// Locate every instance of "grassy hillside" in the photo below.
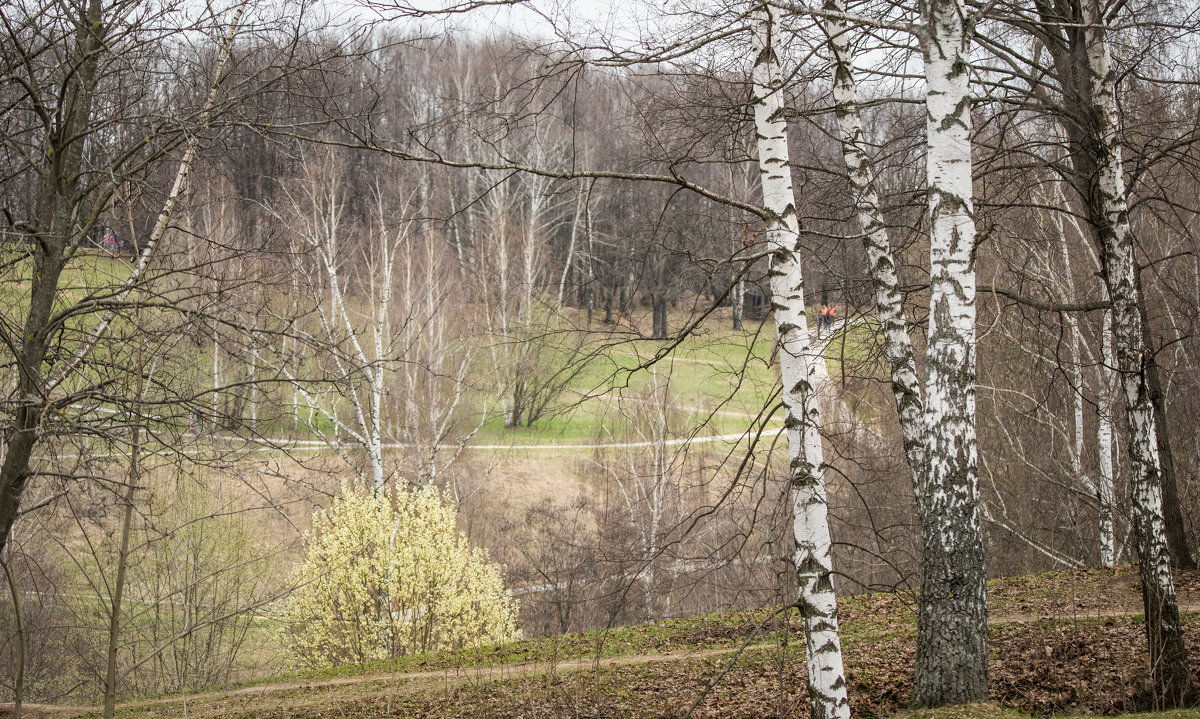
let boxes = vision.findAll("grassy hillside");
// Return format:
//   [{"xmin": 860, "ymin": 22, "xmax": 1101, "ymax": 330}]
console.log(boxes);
[{"xmin": 28, "ymin": 567, "xmax": 1198, "ymax": 719}]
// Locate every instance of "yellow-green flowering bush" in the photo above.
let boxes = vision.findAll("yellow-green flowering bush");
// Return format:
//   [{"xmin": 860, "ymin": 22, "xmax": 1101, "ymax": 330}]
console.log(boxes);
[{"xmin": 287, "ymin": 485, "xmax": 518, "ymax": 668}]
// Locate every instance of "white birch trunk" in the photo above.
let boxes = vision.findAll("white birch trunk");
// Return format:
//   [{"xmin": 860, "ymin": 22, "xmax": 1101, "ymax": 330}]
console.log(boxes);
[
  {"xmin": 751, "ymin": 5, "xmax": 849, "ymax": 717},
  {"xmin": 211, "ymin": 334, "xmax": 220, "ymax": 429},
  {"xmin": 1098, "ymin": 311, "xmax": 1117, "ymax": 566},
  {"xmin": 729, "ymin": 161, "xmax": 746, "ymax": 332},
  {"xmin": 1047, "ymin": 190, "xmax": 1112, "ymax": 557},
  {"xmin": 912, "ymin": 0, "xmax": 988, "ymax": 705},
  {"xmin": 824, "ymin": 0, "xmax": 926, "ymax": 490},
  {"xmin": 1043, "ymin": 175, "xmax": 1117, "ymax": 564},
  {"xmin": 558, "ymin": 181, "xmax": 586, "ymax": 307},
  {"xmin": 249, "ymin": 342, "xmax": 259, "ymax": 433},
  {"xmin": 1081, "ymin": 0, "xmax": 1191, "ymax": 701},
  {"xmin": 368, "ymin": 198, "xmax": 393, "ymax": 493},
  {"xmin": 585, "ymin": 186, "xmax": 597, "ymax": 326},
  {"xmin": 448, "ymin": 193, "xmax": 468, "ymax": 281},
  {"xmin": 289, "ymin": 275, "xmax": 302, "ymax": 432},
  {"xmin": 271, "ymin": 162, "xmax": 398, "ymax": 493}
]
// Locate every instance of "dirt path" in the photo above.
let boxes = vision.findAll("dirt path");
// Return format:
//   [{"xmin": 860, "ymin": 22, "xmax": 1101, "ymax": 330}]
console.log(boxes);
[
  {"xmin": 989, "ymin": 601, "xmax": 1200, "ymax": 626},
  {"xmin": 0, "ymin": 643, "xmax": 773, "ymax": 719}
]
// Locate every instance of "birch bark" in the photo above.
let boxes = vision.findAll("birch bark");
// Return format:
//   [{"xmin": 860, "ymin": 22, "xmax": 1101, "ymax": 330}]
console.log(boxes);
[
  {"xmin": 1078, "ymin": 0, "xmax": 1192, "ymax": 702},
  {"xmin": 1046, "ymin": 180, "xmax": 1118, "ymax": 563},
  {"xmin": 751, "ymin": 5, "xmax": 849, "ymax": 717},
  {"xmin": 1134, "ymin": 273, "xmax": 1196, "ymax": 570},
  {"xmin": 1098, "ymin": 311, "xmax": 1117, "ymax": 566},
  {"xmin": 911, "ymin": 0, "xmax": 988, "ymax": 705},
  {"xmin": 823, "ymin": 0, "xmax": 926, "ymax": 490},
  {"xmin": 729, "ymin": 160, "xmax": 747, "ymax": 332}
]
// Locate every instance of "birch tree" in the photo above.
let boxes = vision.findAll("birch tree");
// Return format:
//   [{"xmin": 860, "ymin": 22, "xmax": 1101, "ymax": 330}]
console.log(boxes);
[
  {"xmin": 822, "ymin": 0, "xmax": 926, "ymax": 491},
  {"xmin": 278, "ymin": 153, "xmax": 392, "ymax": 491},
  {"xmin": 389, "ymin": 229, "xmax": 481, "ymax": 487},
  {"xmin": 1070, "ymin": 0, "xmax": 1192, "ymax": 702},
  {"xmin": 981, "ymin": 190, "xmax": 1120, "ymax": 569},
  {"xmin": 1045, "ymin": 184, "xmax": 1117, "ymax": 565},
  {"xmin": 751, "ymin": 4, "xmax": 848, "ymax": 717},
  {"xmin": 911, "ymin": 0, "xmax": 988, "ymax": 704},
  {"xmin": 973, "ymin": 0, "xmax": 1199, "ymax": 701},
  {"xmin": 1097, "ymin": 313, "xmax": 1119, "ymax": 566},
  {"xmin": 824, "ymin": 0, "xmax": 987, "ymax": 703}
]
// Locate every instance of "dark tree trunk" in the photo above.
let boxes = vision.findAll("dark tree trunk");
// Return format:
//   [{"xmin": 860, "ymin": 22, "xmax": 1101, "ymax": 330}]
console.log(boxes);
[
  {"xmin": 732, "ymin": 276, "xmax": 744, "ymax": 331},
  {"xmin": 0, "ymin": 0, "xmax": 104, "ymax": 555},
  {"xmin": 652, "ymin": 294, "xmax": 668, "ymax": 339}
]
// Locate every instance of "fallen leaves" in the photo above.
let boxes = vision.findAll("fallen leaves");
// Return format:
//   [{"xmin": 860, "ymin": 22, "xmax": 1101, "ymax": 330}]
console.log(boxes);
[{"xmin": 98, "ymin": 568, "xmax": 1200, "ymax": 719}]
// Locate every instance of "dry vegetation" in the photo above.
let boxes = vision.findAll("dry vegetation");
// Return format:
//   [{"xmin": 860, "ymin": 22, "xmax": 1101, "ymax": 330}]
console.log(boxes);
[{"xmin": 6, "ymin": 568, "xmax": 1195, "ymax": 719}]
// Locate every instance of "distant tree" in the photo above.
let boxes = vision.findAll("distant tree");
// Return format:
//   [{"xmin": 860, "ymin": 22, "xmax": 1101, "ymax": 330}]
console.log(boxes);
[{"xmin": 61, "ymin": 469, "xmax": 282, "ymax": 701}]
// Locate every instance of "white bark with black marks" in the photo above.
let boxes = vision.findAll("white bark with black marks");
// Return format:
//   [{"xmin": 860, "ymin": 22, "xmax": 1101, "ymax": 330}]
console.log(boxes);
[
  {"xmin": 1081, "ymin": 0, "xmax": 1192, "ymax": 702},
  {"xmin": 911, "ymin": 0, "xmax": 988, "ymax": 706},
  {"xmin": 824, "ymin": 0, "xmax": 926, "ymax": 490},
  {"xmin": 1098, "ymin": 311, "xmax": 1117, "ymax": 566},
  {"xmin": 751, "ymin": 5, "xmax": 849, "ymax": 718}
]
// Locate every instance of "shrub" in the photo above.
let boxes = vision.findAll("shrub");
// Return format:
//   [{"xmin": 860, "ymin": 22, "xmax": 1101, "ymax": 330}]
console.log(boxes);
[{"xmin": 287, "ymin": 485, "xmax": 518, "ymax": 668}]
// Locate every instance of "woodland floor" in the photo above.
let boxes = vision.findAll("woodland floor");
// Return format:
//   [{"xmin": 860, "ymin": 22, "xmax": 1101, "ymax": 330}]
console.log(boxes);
[{"xmin": 6, "ymin": 567, "xmax": 1200, "ymax": 719}]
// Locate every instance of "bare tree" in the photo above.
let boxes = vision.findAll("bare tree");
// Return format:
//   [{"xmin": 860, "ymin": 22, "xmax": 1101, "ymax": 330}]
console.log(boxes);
[
  {"xmin": 1070, "ymin": 0, "xmax": 1192, "ymax": 702},
  {"xmin": 0, "ymin": 0, "xmax": 253, "ymax": 553},
  {"xmin": 751, "ymin": 4, "xmax": 848, "ymax": 716},
  {"xmin": 905, "ymin": 0, "xmax": 990, "ymax": 705}
]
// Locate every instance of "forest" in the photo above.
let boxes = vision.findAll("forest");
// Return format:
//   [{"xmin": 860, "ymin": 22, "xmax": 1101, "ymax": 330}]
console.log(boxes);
[{"xmin": 1, "ymin": 0, "xmax": 1199, "ymax": 717}]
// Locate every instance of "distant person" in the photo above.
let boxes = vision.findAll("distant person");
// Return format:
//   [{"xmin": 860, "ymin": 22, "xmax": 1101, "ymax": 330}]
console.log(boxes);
[
  {"xmin": 827, "ymin": 304, "xmax": 836, "ymax": 331},
  {"xmin": 818, "ymin": 304, "xmax": 829, "ymax": 337}
]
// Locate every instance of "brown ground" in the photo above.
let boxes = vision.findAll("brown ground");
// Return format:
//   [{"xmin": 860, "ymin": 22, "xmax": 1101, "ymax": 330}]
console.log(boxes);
[{"xmin": 7, "ymin": 567, "xmax": 1199, "ymax": 719}]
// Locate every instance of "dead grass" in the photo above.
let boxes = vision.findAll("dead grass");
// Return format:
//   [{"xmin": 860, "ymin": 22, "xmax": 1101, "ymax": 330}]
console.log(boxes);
[{"xmin": 16, "ymin": 568, "xmax": 1200, "ymax": 719}]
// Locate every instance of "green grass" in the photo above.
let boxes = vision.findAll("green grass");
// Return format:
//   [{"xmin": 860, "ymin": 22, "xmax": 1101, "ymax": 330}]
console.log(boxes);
[
  {"xmin": 242, "ymin": 606, "xmax": 800, "ymax": 689},
  {"xmin": 823, "ymin": 317, "xmax": 886, "ymax": 380},
  {"xmin": 14, "ymin": 246, "xmax": 882, "ymax": 458},
  {"xmin": 449, "ymin": 318, "xmax": 785, "ymax": 445},
  {"xmin": 6, "ymin": 241, "xmax": 876, "ymax": 455}
]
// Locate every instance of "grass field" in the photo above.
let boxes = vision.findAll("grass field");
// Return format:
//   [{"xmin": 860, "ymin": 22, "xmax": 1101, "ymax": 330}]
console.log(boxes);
[{"xmin": 6, "ymin": 241, "xmax": 872, "ymax": 454}]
